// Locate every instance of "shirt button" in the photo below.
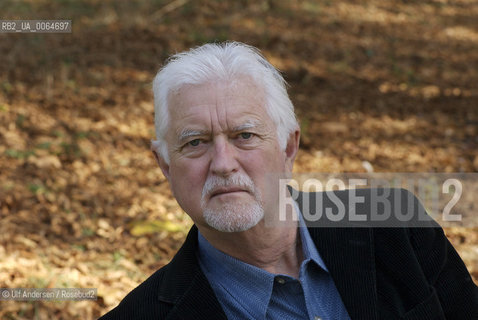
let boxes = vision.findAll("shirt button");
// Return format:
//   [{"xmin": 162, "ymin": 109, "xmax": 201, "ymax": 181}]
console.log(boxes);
[
  {"xmin": 314, "ymin": 317, "xmax": 322, "ymax": 320},
  {"xmin": 275, "ymin": 277, "xmax": 286, "ymax": 284}
]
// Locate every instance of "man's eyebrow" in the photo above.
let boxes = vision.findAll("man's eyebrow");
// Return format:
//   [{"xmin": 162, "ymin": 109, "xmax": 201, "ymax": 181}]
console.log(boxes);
[
  {"xmin": 232, "ymin": 120, "xmax": 261, "ymax": 132},
  {"xmin": 177, "ymin": 129, "xmax": 209, "ymax": 143}
]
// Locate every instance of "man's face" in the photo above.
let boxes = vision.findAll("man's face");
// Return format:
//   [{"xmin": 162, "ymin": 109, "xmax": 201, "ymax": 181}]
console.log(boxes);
[{"xmin": 157, "ymin": 79, "xmax": 298, "ymax": 232}]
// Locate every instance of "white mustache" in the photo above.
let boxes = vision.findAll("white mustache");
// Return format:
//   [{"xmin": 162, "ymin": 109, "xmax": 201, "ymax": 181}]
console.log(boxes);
[{"xmin": 202, "ymin": 174, "xmax": 255, "ymax": 200}]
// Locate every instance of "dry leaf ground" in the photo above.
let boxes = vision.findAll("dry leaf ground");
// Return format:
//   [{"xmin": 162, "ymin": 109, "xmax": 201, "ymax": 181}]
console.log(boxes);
[{"xmin": 0, "ymin": 0, "xmax": 477, "ymax": 318}]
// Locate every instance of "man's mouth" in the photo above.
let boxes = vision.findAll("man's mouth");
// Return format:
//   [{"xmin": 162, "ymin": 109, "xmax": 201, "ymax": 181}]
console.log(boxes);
[{"xmin": 210, "ymin": 187, "xmax": 249, "ymax": 198}]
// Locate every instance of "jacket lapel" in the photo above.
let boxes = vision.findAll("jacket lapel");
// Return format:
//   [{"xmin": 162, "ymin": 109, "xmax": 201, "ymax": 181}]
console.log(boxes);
[
  {"xmin": 158, "ymin": 226, "xmax": 227, "ymax": 320},
  {"xmin": 298, "ymin": 190, "xmax": 379, "ymax": 320},
  {"xmin": 166, "ymin": 270, "xmax": 227, "ymax": 320},
  {"xmin": 309, "ymin": 227, "xmax": 378, "ymax": 320}
]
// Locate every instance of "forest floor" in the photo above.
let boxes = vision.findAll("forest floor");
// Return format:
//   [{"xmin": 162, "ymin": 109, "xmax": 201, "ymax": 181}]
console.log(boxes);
[{"xmin": 0, "ymin": 0, "xmax": 477, "ymax": 318}]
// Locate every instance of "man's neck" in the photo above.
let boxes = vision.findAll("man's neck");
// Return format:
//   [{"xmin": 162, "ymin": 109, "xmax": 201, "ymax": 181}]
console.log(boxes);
[{"xmin": 198, "ymin": 218, "xmax": 303, "ymax": 278}]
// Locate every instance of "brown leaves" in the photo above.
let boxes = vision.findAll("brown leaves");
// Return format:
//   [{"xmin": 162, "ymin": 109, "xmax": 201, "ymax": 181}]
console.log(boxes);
[
  {"xmin": 128, "ymin": 220, "xmax": 187, "ymax": 237},
  {"xmin": 1, "ymin": 0, "xmax": 477, "ymax": 318}
]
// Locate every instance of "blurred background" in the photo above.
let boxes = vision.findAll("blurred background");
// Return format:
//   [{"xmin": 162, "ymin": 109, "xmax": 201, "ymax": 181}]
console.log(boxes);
[{"xmin": 0, "ymin": 0, "xmax": 477, "ymax": 318}]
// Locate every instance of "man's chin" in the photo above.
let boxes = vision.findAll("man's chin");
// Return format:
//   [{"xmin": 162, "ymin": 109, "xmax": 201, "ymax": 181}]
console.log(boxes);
[
  {"xmin": 202, "ymin": 205, "xmax": 264, "ymax": 233},
  {"xmin": 210, "ymin": 221, "xmax": 261, "ymax": 233}
]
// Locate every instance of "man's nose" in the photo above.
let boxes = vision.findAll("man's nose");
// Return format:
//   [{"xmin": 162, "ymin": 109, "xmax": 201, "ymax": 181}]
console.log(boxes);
[{"xmin": 209, "ymin": 137, "xmax": 238, "ymax": 177}]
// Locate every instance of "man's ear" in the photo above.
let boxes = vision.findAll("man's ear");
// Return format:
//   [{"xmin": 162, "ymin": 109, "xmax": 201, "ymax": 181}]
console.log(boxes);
[
  {"xmin": 284, "ymin": 128, "xmax": 300, "ymax": 172},
  {"xmin": 152, "ymin": 150, "xmax": 171, "ymax": 181}
]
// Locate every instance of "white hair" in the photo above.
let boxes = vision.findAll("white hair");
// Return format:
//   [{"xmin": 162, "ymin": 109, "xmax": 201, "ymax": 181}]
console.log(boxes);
[{"xmin": 151, "ymin": 41, "xmax": 298, "ymax": 164}]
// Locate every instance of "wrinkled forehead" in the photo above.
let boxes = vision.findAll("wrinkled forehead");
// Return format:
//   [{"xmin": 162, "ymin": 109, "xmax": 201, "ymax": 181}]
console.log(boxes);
[{"xmin": 167, "ymin": 78, "xmax": 269, "ymax": 124}]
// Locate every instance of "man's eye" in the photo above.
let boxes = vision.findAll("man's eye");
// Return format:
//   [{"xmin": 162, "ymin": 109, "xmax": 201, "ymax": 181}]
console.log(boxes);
[
  {"xmin": 188, "ymin": 139, "xmax": 201, "ymax": 146},
  {"xmin": 239, "ymin": 132, "xmax": 253, "ymax": 139}
]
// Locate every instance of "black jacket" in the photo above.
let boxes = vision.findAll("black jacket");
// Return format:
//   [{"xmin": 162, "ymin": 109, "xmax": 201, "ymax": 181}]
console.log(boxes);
[{"xmin": 100, "ymin": 190, "xmax": 478, "ymax": 319}]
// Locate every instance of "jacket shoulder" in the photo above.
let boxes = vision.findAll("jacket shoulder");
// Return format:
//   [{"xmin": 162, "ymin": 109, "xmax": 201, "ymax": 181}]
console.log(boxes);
[
  {"xmin": 99, "ymin": 226, "xmax": 204, "ymax": 320},
  {"xmin": 98, "ymin": 262, "xmax": 174, "ymax": 320},
  {"xmin": 373, "ymin": 223, "xmax": 478, "ymax": 318}
]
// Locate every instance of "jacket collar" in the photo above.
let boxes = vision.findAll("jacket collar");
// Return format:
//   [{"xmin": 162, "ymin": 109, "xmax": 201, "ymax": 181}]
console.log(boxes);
[{"xmin": 158, "ymin": 190, "xmax": 378, "ymax": 320}]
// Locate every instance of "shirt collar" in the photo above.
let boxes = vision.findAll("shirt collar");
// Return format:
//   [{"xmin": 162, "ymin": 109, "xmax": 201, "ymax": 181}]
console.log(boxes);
[{"xmin": 296, "ymin": 201, "xmax": 329, "ymax": 272}]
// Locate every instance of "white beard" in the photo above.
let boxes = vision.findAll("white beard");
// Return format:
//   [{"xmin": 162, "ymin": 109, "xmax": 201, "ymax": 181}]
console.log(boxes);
[{"xmin": 201, "ymin": 174, "xmax": 264, "ymax": 232}]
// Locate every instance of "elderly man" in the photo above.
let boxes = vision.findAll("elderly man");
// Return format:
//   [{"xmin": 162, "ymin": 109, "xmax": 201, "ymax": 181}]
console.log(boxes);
[{"xmin": 100, "ymin": 42, "xmax": 477, "ymax": 319}]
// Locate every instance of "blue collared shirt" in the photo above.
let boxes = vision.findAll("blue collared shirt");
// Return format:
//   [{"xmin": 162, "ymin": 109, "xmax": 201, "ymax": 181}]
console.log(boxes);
[{"xmin": 197, "ymin": 211, "xmax": 350, "ymax": 320}]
